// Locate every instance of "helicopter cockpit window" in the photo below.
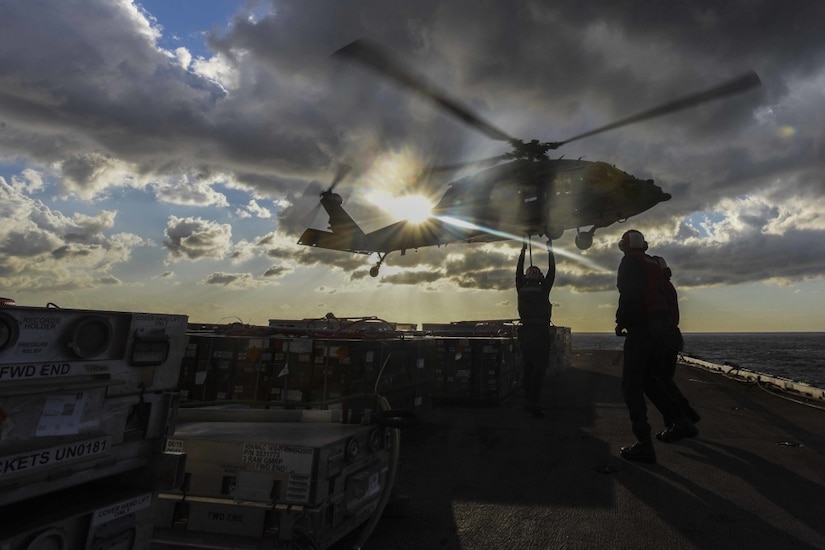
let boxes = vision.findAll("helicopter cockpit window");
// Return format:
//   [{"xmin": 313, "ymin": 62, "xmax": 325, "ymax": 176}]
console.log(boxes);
[{"xmin": 553, "ymin": 169, "xmax": 580, "ymax": 196}]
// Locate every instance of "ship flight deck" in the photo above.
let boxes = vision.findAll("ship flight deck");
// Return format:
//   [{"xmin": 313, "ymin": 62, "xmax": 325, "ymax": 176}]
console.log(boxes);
[{"xmin": 357, "ymin": 350, "xmax": 825, "ymax": 550}]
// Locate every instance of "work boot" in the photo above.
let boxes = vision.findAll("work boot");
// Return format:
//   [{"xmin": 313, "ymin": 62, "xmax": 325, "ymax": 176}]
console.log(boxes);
[
  {"xmin": 620, "ymin": 441, "xmax": 657, "ymax": 464},
  {"xmin": 656, "ymin": 417, "xmax": 699, "ymax": 443},
  {"xmin": 684, "ymin": 405, "xmax": 701, "ymax": 424}
]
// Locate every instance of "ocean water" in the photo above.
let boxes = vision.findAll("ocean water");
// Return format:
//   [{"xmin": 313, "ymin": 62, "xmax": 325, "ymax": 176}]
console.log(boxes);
[{"xmin": 571, "ymin": 332, "xmax": 825, "ymax": 390}]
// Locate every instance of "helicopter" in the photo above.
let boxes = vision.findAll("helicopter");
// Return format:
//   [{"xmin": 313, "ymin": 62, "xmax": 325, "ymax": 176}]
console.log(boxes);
[{"xmin": 298, "ymin": 39, "xmax": 761, "ymax": 277}]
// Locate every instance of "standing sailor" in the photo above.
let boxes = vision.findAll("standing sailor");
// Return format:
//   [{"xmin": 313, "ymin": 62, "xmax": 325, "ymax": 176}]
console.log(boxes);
[
  {"xmin": 516, "ymin": 238, "xmax": 555, "ymax": 418},
  {"xmin": 615, "ymin": 230, "xmax": 697, "ymax": 463}
]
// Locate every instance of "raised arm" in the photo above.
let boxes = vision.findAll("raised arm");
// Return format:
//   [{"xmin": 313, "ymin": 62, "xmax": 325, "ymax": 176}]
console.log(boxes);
[
  {"xmin": 546, "ymin": 240, "xmax": 556, "ymax": 289},
  {"xmin": 516, "ymin": 241, "xmax": 527, "ymax": 286}
]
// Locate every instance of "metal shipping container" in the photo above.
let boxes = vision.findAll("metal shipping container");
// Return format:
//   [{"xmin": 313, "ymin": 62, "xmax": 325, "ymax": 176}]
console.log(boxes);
[{"xmin": 0, "ymin": 305, "xmax": 188, "ymax": 506}]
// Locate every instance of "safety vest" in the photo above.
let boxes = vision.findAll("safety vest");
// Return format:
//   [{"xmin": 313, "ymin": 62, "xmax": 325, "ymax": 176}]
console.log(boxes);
[
  {"xmin": 630, "ymin": 252, "xmax": 670, "ymax": 315},
  {"xmin": 517, "ymin": 281, "xmax": 551, "ymax": 323}
]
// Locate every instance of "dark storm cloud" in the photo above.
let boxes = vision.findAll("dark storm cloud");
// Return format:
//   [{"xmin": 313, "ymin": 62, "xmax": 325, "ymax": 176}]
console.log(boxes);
[
  {"xmin": 263, "ymin": 265, "xmax": 289, "ymax": 278},
  {"xmin": 203, "ymin": 272, "xmax": 242, "ymax": 286},
  {"xmin": 51, "ymin": 245, "xmax": 97, "ymax": 260},
  {"xmin": 653, "ymin": 228, "xmax": 825, "ymax": 288},
  {"xmin": 0, "ymin": 0, "xmax": 333, "ymax": 195},
  {"xmin": 381, "ymin": 270, "xmax": 443, "ymax": 286},
  {"xmin": 1, "ymin": 3, "xmax": 217, "ymax": 161},
  {"xmin": 264, "ymin": 237, "xmax": 371, "ymax": 273}
]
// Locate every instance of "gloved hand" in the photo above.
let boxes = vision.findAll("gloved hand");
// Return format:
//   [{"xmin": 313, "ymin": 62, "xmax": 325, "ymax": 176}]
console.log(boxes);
[{"xmin": 615, "ymin": 324, "xmax": 627, "ymax": 337}]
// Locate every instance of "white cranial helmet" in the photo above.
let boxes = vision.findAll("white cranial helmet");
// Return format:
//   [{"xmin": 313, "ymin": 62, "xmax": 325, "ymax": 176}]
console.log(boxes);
[{"xmin": 618, "ymin": 230, "xmax": 648, "ymax": 252}]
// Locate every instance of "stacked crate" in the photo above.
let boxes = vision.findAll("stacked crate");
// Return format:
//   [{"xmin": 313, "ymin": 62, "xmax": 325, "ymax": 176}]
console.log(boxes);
[
  {"xmin": 431, "ymin": 336, "xmax": 521, "ymax": 405},
  {"xmin": 547, "ymin": 326, "xmax": 572, "ymax": 376},
  {"xmin": 176, "ymin": 321, "xmax": 570, "ymax": 410},
  {"xmin": 153, "ymin": 412, "xmax": 391, "ymax": 549},
  {"xmin": 0, "ymin": 304, "xmax": 188, "ymax": 549},
  {"xmin": 474, "ymin": 338, "xmax": 520, "ymax": 403},
  {"xmin": 177, "ymin": 330, "xmax": 435, "ymax": 420}
]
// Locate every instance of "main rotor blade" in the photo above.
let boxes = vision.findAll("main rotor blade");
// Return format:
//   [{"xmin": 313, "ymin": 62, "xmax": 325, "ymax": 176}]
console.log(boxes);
[
  {"xmin": 553, "ymin": 70, "xmax": 762, "ymax": 147},
  {"xmin": 423, "ymin": 154, "xmax": 512, "ymax": 175},
  {"xmin": 334, "ymin": 39, "xmax": 515, "ymax": 143}
]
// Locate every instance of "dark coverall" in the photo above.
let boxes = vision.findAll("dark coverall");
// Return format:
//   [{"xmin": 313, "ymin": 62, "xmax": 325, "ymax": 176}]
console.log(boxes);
[
  {"xmin": 516, "ymin": 243, "xmax": 555, "ymax": 409},
  {"xmin": 616, "ymin": 251, "xmax": 683, "ymax": 443},
  {"xmin": 651, "ymin": 267, "xmax": 697, "ymax": 426}
]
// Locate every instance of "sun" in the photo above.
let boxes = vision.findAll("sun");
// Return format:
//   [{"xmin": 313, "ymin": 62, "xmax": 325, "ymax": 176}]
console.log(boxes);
[{"xmin": 369, "ymin": 192, "xmax": 434, "ymax": 223}]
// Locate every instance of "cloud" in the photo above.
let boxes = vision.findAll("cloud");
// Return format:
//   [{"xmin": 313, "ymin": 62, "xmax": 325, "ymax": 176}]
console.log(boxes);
[
  {"xmin": 0, "ymin": 179, "xmax": 148, "ymax": 287},
  {"xmin": 163, "ymin": 215, "xmax": 233, "ymax": 260},
  {"xmin": 10, "ymin": 169, "xmax": 45, "ymax": 193},
  {"xmin": 263, "ymin": 265, "xmax": 290, "ymax": 278},
  {"xmin": 236, "ymin": 199, "xmax": 272, "ymax": 219},
  {"xmin": 2, "ymin": 0, "xmax": 825, "ymax": 323},
  {"xmin": 201, "ymin": 271, "xmax": 259, "ymax": 288},
  {"xmin": 151, "ymin": 175, "xmax": 230, "ymax": 207}
]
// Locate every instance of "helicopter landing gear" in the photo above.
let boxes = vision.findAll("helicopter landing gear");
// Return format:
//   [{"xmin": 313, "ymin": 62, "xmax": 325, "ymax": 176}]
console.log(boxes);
[
  {"xmin": 544, "ymin": 225, "xmax": 564, "ymax": 240},
  {"xmin": 370, "ymin": 253, "xmax": 389, "ymax": 277},
  {"xmin": 575, "ymin": 229, "xmax": 595, "ymax": 250}
]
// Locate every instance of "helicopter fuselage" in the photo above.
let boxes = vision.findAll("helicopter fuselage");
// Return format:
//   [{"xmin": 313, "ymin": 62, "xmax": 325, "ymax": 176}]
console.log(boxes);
[{"xmin": 431, "ymin": 158, "xmax": 670, "ymax": 244}]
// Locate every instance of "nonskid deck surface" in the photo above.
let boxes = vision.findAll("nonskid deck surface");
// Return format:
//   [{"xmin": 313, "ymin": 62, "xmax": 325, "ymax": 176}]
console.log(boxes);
[{"xmin": 355, "ymin": 350, "xmax": 825, "ymax": 550}]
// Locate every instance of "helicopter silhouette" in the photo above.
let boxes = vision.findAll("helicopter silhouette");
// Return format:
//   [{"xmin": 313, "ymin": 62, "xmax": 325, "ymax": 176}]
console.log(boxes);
[{"xmin": 298, "ymin": 39, "xmax": 761, "ymax": 277}]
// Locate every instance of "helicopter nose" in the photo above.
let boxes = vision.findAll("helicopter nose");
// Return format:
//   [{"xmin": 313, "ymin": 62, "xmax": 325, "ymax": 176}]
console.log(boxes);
[{"xmin": 645, "ymin": 179, "xmax": 671, "ymax": 202}]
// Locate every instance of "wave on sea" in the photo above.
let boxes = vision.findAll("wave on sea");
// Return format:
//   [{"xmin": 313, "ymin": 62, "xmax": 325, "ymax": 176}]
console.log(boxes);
[{"xmin": 571, "ymin": 332, "xmax": 825, "ymax": 390}]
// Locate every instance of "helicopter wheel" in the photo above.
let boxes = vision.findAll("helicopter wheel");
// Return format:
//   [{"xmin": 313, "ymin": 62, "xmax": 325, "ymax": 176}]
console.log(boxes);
[
  {"xmin": 370, "ymin": 253, "xmax": 389, "ymax": 277},
  {"xmin": 545, "ymin": 226, "xmax": 564, "ymax": 240},
  {"xmin": 575, "ymin": 231, "xmax": 594, "ymax": 250}
]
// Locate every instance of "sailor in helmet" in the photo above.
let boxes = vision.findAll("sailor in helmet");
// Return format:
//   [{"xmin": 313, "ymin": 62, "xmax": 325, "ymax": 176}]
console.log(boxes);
[
  {"xmin": 615, "ymin": 230, "xmax": 698, "ymax": 464},
  {"xmin": 516, "ymin": 238, "xmax": 556, "ymax": 417}
]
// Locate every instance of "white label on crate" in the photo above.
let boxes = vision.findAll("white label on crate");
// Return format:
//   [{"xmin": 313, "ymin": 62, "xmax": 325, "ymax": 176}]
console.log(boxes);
[
  {"xmin": 19, "ymin": 315, "xmax": 63, "ymax": 331},
  {"xmin": 132, "ymin": 314, "xmax": 186, "ymax": 329},
  {"xmin": 284, "ymin": 390, "xmax": 303, "ymax": 401},
  {"xmin": 0, "ymin": 436, "xmax": 111, "ymax": 480},
  {"xmin": 0, "ymin": 362, "xmax": 110, "ymax": 383},
  {"xmin": 241, "ymin": 442, "xmax": 314, "ymax": 474},
  {"xmin": 36, "ymin": 392, "xmax": 88, "ymax": 436},
  {"xmin": 165, "ymin": 438, "xmax": 184, "ymax": 453},
  {"xmin": 288, "ymin": 339, "xmax": 313, "ymax": 354},
  {"xmin": 367, "ymin": 471, "xmax": 382, "ymax": 498},
  {"xmin": 90, "ymin": 493, "xmax": 152, "ymax": 527}
]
